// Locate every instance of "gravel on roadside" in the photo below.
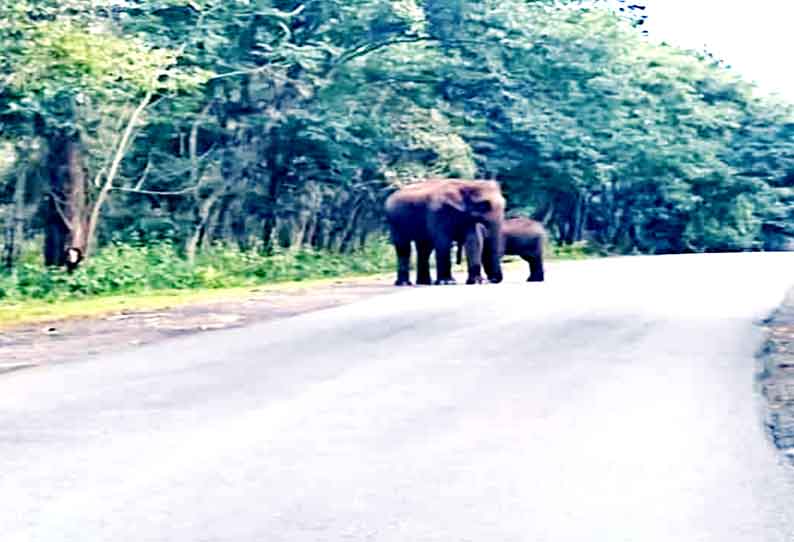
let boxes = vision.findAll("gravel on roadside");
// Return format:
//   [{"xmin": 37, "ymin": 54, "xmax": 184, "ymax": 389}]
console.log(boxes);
[
  {"xmin": 756, "ymin": 287, "xmax": 794, "ymax": 465},
  {"xmin": 0, "ymin": 279, "xmax": 396, "ymax": 368}
]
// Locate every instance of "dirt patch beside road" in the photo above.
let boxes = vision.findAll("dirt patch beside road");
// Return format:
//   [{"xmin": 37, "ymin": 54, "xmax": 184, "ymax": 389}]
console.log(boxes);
[
  {"xmin": 757, "ymin": 287, "xmax": 794, "ymax": 464},
  {"xmin": 0, "ymin": 277, "xmax": 396, "ymax": 368}
]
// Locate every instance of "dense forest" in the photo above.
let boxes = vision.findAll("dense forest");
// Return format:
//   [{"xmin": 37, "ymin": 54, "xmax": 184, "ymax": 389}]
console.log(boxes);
[{"xmin": 1, "ymin": 0, "xmax": 793, "ymax": 298}]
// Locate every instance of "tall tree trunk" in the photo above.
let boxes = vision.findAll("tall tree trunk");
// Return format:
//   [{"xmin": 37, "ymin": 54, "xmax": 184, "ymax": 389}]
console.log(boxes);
[
  {"xmin": 603, "ymin": 181, "xmax": 618, "ymax": 244},
  {"xmin": 313, "ymin": 216, "xmax": 329, "ymax": 250},
  {"xmin": 85, "ymin": 90, "xmax": 153, "ymax": 257},
  {"xmin": 291, "ymin": 211, "xmax": 310, "ymax": 251},
  {"xmin": 261, "ymin": 128, "xmax": 288, "ymax": 254},
  {"xmin": 276, "ymin": 215, "xmax": 292, "ymax": 249},
  {"xmin": 339, "ymin": 199, "xmax": 364, "ymax": 253},
  {"xmin": 185, "ymin": 190, "xmax": 223, "ymax": 264},
  {"xmin": 573, "ymin": 193, "xmax": 588, "ymax": 242},
  {"xmin": 357, "ymin": 215, "xmax": 373, "ymax": 250},
  {"xmin": 303, "ymin": 214, "xmax": 317, "ymax": 248},
  {"xmin": 261, "ymin": 182, "xmax": 281, "ymax": 254},
  {"xmin": 540, "ymin": 201, "xmax": 555, "ymax": 225},
  {"xmin": 184, "ymin": 100, "xmax": 215, "ymax": 263},
  {"xmin": 223, "ymin": 199, "xmax": 249, "ymax": 250},
  {"xmin": 185, "ymin": 225, "xmax": 203, "ymax": 264},
  {"xmin": 44, "ymin": 133, "xmax": 88, "ymax": 266},
  {"xmin": 327, "ymin": 232, "xmax": 340, "ymax": 252},
  {"xmin": 570, "ymin": 195, "xmax": 581, "ymax": 244},
  {"xmin": 563, "ymin": 193, "xmax": 583, "ymax": 245},
  {"xmin": 561, "ymin": 220, "xmax": 573, "ymax": 246},
  {"xmin": 13, "ymin": 156, "xmax": 27, "ymax": 257},
  {"xmin": 578, "ymin": 196, "xmax": 590, "ymax": 242},
  {"xmin": 3, "ymin": 150, "xmax": 27, "ymax": 271},
  {"xmin": 613, "ymin": 203, "xmax": 634, "ymax": 252},
  {"xmin": 2, "ymin": 222, "xmax": 13, "ymax": 273},
  {"xmin": 202, "ymin": 204, "xmax": 223, "ymax": 252}
]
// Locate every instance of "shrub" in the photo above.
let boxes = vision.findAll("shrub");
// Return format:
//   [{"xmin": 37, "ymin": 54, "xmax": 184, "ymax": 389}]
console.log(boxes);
[
  {"xmin": 0, "ymin": 236, "xmax": 590, "ymax": 302},
  {"xmin": 0, "ymin": 238, "xmax": 396, "ymax": 302}
]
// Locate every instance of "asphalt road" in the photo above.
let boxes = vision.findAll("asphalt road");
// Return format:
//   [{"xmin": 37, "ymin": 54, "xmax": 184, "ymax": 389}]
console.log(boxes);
[{"xmin": 2, "ymin": 253, "xmax": 794, "ymax": 542}]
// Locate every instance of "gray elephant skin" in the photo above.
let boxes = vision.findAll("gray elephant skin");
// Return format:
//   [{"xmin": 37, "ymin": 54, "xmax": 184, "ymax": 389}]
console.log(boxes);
[
  {"xmin": 458, "ymin": 216, "xmax": 546, "ymax": 283},
  {"xmin": 384, "ymin": 179, "xmax": 506, "ymax": 286}
]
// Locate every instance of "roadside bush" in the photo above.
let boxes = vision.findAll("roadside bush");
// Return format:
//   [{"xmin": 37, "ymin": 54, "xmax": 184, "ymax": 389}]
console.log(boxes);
[
  {"xmin": 0, "ymin": 235, "xmax": 590, "ymax": 302},
  {"xmin": 0, "ymin": 238, "xmax": 396, "ymax": 302},
  {"xmin": 545, "ymin": 241, "xmax": 597, "ymax": 260}
]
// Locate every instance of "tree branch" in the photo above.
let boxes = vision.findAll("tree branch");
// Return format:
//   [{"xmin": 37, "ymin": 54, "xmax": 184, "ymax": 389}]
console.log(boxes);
[
  {"xmin": 332, "ymin": 37, "xmax": 438, "ymax": 71},
  {"xmin": 133, "ymin": 154, "xmax": 153, "ymax": 190},
  {"xmin": 209, "ymin": 63, "xmax": 287, "ymax": 82},
  {"xmin": 112, "ymin": 186, "xmax": 199, "ymax": 196},
  {"xmin": 189, "ymin": 101, "xmax": 214, "ymax": 186},
  {"xmin": 85, "ymin": 89, "xmax": 154, "ymax": 256}
]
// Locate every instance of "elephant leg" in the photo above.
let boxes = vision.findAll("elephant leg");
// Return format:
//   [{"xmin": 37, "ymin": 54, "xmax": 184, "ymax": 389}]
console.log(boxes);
[
  {"xmin": 481, "ymin": 240, "xmax": 502, "ymax": 283},
  {"xmin": 416, "ymin": 240, "xmax": 433, "ymax": 285},
  {"xmin": 481, "ymin": 242, "xmax": 494, "ymax": 280},
  {"xmin": 394, "ymin": 240, "xmax": 412, "ymax": 286},
  {"xmin": 434, "ymin": 240, "xmax": 456, "ymax": 285},
  {"xmin": 464, "ymin": 227, "xmax": 484, "ymax": 285},
  {"xmin": 466, "ymin": 265, "xmax": 483, "ymax": 285},
  {"xmin": 525, "ymin": 253, "xmax": 545, "ymax": 282}
]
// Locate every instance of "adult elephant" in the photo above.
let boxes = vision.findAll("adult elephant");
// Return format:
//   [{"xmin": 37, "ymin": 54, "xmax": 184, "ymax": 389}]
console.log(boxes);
[
  {"xmin": 459, "ymin": 216, "xmax": 546, "ymax": 282},
  {"xmin": 385, "ymin": 179, "xmax": 505, "ymax": 286}
]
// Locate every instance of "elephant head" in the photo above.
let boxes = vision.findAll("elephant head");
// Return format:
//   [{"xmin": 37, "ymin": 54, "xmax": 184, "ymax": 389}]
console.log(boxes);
[{"xmin": 427, "ymin": 179, "xmax": 505, "ymax": 284}]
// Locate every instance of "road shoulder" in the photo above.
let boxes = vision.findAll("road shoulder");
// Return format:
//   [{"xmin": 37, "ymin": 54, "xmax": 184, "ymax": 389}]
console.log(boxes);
[
  {"xmin": 0, "ymin": 259, "xmax": 531, "ymax": 370},
  {"xmin": 757, "ymin": 286, "xmax": 794, "ymax": 464},
  {"xmin": 0, "ymin": 275, "xmax": 396, "ymax": 369}
]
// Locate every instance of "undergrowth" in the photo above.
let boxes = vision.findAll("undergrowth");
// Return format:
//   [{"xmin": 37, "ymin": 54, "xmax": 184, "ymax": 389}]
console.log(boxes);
[
  {"xmin": 0, "ymin": 239, "xmax": 395, "ymax": 302},
  {"xmin": 0, "ymin": 238, "xmax": 593, "ymax": 303}
]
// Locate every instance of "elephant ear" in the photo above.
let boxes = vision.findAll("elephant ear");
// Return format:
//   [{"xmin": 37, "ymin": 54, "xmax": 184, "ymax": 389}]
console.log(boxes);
[{"xmin": 429, "ymin": 185, "xmax": 467, "ymax": 212}]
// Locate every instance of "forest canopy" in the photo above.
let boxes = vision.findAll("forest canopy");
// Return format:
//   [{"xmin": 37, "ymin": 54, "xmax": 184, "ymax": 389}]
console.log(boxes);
[{"xmin": 1, "ymin": 0, "xmax": 793, "ymax": 280}]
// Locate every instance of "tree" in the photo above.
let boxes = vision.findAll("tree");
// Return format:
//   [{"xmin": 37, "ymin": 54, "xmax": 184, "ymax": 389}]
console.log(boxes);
[
  {"xmin": 2, "ymin": 0, "xmax": 792, "ymax": 271},
  {"xmin": 0, "ymin": 0, "xmax": 207, "ymax": 265}
]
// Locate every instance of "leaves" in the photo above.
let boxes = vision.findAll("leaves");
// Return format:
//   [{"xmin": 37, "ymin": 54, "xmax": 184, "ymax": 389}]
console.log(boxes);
[{"xmin": 1, "ymin": 0, "xmax": 793, "ymax": 267}]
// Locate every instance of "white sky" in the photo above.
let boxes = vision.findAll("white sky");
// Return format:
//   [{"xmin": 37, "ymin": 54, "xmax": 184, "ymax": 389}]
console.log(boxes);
[{"xmin": 642, "ymin": 0, "xmax": 794, "ymax": 101}]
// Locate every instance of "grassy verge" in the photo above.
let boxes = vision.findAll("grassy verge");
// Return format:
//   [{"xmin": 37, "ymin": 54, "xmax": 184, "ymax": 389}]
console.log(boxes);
[
  {"xmin": 0, "ymin": 289, "xmax": 242, "ymax": 329},
  {"xmin": 0, "ymin": 239, "xmax": 594, "ymax": 329},
  {"xmin": 0, "ymin": 272, "xmax": 394, "ymax": 329},
  {"xmin": 0, "ymin": 240, "xmax": 396, "ymax": 329},
  {"xmin": 0, "ymin": 239, "xmax": 395, "ymax": 300}
]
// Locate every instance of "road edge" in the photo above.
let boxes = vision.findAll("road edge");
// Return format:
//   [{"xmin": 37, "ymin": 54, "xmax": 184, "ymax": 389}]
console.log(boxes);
[{"xmin": 755, "ymin": 286, "xmax": 794, "ymax": 464}]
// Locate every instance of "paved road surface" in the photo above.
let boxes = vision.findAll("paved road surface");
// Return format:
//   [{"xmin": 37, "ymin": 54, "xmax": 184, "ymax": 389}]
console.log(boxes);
[{"xmin": 2, "ymin": 253, "xmax": 794, "ymax": 541}]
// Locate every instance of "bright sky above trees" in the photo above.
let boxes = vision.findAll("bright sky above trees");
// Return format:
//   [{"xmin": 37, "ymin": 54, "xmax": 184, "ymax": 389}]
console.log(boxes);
[{"xmin": 643, "ymin": 0, "xmax": 794, "ymax": 101}]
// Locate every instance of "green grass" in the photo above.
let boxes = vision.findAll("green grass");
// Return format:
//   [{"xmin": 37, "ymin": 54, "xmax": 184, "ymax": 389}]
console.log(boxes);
[
  {"xmin": 0, "ymin": 289, "xmax": 240, "ymax": 328},
  {"xmin": 545, "ymin": 240, "xmax": 593, "ymax": 260},
  {"xmin": 0, "ymin": 239, "xmax": 396, "ymax": 302},
  {"xmin": 0, "ymin": 238, "xmax": 594, "ymax": 328},
  {"xmin": 0, "ymin": 273, "xmax": 397, "ymax": 329}
]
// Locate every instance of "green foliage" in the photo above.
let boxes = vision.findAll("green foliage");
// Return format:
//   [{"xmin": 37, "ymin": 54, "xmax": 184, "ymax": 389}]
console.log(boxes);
[
  {"xmin": 1, "ymin": 0, "xmax": 793, "ymax": 287},
  {"xmin": 1, "ymin": 2, "xmax": 208, "ymax": 128},
  {"xmin": 12, "ymin": 22, "xmax": 179, "ymax": 96},
  {"xmin": 0, "ymin": 235, "xmax": 594, "ymax": 302},
  {"xmin": 428, "ymin": 4, "xmax": 794, "ymax": 253},
  {"xmin": 0, "ymin": 239, "xmax": 396, "ymax": 301},
  {"xmin": 545, "ymin": 241, "xmax": 596, "ymax": 260}
]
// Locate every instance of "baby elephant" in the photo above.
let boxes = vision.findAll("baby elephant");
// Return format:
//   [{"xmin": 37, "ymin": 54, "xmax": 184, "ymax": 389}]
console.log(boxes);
[{"xmin": 458, "ymin": 217, "xmax": 546, "ymax": 282}]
